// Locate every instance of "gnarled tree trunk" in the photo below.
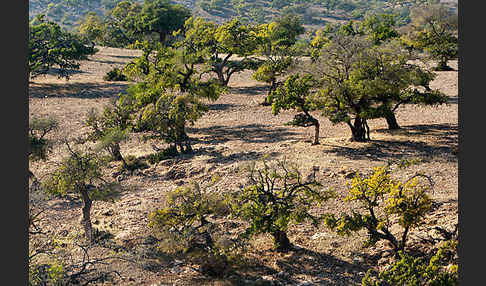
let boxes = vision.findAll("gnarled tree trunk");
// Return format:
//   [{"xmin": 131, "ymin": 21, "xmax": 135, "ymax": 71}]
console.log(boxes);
[
  {"xmin": 384, "ymin": 110, "xmax": 400, "ymax": 130},
  {"xmin": 349, "ymin": 116, "xmax": 369, "ymax": 142},
  {"xmin": 80, "ymin": 189, "xmax": 94, "ymax": 242},
  {"xmin": 272, "ymin": 230, "xmax": 292, "ymax": 252}
]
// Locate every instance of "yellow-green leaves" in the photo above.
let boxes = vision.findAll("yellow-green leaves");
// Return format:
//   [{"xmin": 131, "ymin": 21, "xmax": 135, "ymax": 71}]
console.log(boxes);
[{"xmin": 325, "ymin": 166, "xmax": 434, "ymax": 253}]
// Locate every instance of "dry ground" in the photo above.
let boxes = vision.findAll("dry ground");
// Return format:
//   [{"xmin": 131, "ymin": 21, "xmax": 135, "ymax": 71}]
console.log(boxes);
[{"xmin": 29, "ymin": 46, "xmax": 458, "ymax": 286}]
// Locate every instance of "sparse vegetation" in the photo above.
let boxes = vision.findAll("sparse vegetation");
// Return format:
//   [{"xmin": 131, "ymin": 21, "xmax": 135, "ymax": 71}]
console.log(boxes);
[
  {"xmin": 28, "ymin": 1, "xmax": 458, "ymax": 285},
  {"xmin": 323, "ymin": 166, "xmax": 435, "ymax": 256},
  {"xmin": 231, "ymin": 158, "xmax": 334, "ymax": 252}
]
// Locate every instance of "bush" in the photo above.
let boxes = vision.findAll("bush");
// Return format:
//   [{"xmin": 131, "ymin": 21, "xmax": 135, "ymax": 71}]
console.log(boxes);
[
  {"xmin": 146, "ymin": 145, "xmax": 179, "ymax": 164},
  {"xmin": 148, "ymin": 180, "xmax": 235, "ymax": 277},
  {"xmin": 323, "ymin": 166, "xmax": 434, "ymax": 256},
  {"xmin": 362, "ymin": 240, "xmax": 458, "ymax": 286},
  {"xmin": 103, "ymin": 67, "xmax": 128, "ymax": 81},
  {"xmin": 115, "ymin": 155, "xmax": 149, "ymax": 173},
  {"xmin": 230, "ymin": 158, "xmax": 334, "ymax": 252}
]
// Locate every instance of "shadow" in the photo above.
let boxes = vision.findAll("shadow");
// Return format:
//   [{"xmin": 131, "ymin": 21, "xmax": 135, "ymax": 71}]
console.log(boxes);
[
  {"xmin": 274, "ymin": 247, "xmax": 366, "ymax": 285},
  {"xmin": 193, "ymin": 147, "xmax": 280, "ymax": 165},
  {"xmin": 45, "ymin": 68, "xmax": 87, "ymax": 77},
  {"xmin": 208, "ymin": 103, "xmax": 239, "ymax": 111},
  {"xmin": 324, "ymin": 124, "xmax": 457, "ymax": 162},
  {"xmin": 29, "ymin": 82, "xmax": 129, "ymax": 98},
  {"xmin": 89, "ymin": 59, "xmax": 127, "ymax": 65},
  {"xmin": 111, "ymin": 54, "xmax": 139, "ymax": 60},
  {"xmin": 181, "ymin": 246, "xmax": 365, "ymax": 285},
  {"xmin": 230, "ymin": 85, "xmax": 268, "ymax": 96},
  {"xmin": 188, "ymin": 123, "xmax": 301, "ymax": 145}
]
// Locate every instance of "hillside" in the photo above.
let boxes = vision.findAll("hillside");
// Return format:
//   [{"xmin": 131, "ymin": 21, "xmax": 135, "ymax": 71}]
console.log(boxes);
[
  {"xmin": 29, "ymin": 46, "xmax": 458, "ymax": 286},
  {"xmin": 29, "ymin": 0, "xmax": 458, "ymax": 30}
]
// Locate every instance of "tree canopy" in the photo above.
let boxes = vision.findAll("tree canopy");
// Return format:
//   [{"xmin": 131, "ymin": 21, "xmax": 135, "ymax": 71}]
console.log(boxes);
[{"xmin": 29, "ymin": 14, "xmax": 97, "ymax": 80}]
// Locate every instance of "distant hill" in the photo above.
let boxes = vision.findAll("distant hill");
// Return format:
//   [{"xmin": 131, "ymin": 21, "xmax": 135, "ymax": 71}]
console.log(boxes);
[{"xmin": 29, "ymin": 0, "xmax": 458, "ymax": 31}]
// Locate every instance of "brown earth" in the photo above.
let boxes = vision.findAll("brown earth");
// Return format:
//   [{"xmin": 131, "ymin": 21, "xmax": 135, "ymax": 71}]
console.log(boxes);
[{"xmin": 29, "ymin": 46, "xmax": 458, "ymax": 286}]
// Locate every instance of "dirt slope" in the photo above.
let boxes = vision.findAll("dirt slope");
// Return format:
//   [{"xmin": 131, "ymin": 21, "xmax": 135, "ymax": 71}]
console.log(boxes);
[{"xmin": 29, "ymin": 46, "xmax": 458, "ymax": 286}]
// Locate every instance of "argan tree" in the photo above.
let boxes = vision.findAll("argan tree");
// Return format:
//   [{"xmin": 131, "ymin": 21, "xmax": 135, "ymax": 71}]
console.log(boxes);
[
  {"xmin": 402, "ymin": 4, "xmax": 458, "ymax": 71},
  {"xmin": 362, "ymin": 240, "xmax": 458, "ymax": 286},
  {"xmin": 231, "ymin": 158, "xmax": 334, "ymax": 252},
  {"xmin": 136, "ymin": 0, "xmax": 191, "ymax": 44},
  {"xmin": 323, "ymin": 166, "xmax": 434, "ymax": 257},
  {"xmin": 252, "ymin": 14, "xmax": 305, "ymax": 105},
  {"xmin": 43, "ymin": 145, "xmax": 120, "ymax": 242},
  {"xmin": 85, "ymin": 98, "xmax": 133, "ymax": 167},
  {"xmin": 312, "ymin": 34, "xmax": 376, "ymax": 142},
  {"xmin": 121, "ymin": 39, "xmax": 224, "ymax": 154},
  {"xmin": 270, "ymin": 73, "xmax": 321, "ymax": 145},
  {"xmin": 29, "ymin": 14, "xmax": 97, "ymax": 80},
  {"xmin": 193, "ymin": 17, "xmax": 260, "ymax": 86},
  {"xmin": 148, "ymin": 180, "xmax": 234, "ymax": 276},
  {"xmin": 358, "ymin": 13, "xmax": 400, "ymax": 45},
  {"xmin": 358, "ymin": 41, "xmax": 447, "ymax": 130}
]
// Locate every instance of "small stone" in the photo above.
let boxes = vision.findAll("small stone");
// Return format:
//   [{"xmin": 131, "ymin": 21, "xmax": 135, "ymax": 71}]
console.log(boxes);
[
  {"xmin": 103, "ymin": 209, "xmax": 114, "ymax": 216},
  {"xmin": 353, "ymin": 256, "xmax": 364, "ymax": 263},
  {"xmin": 298, "ymin": 281, "xmax": 313, "ymax": 286}
]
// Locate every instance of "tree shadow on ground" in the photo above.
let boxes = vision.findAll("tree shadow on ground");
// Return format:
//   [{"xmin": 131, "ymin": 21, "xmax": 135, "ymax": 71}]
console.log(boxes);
[
  {"xmin": 208, "ymin": 103, "xmax": 239, "ymax": 111},
  {"xmin": 44, "ymin": 67, "xmax": 87, "ymax": 77},
  {"xmin": 229, "ymin": 85, "xmax": 268, "ymax": 96},
  {"xmin": 189, "ymin": 123, "xmax": 301, "ymax": 145},
  {"xmin": 323, "ymin": 124, "xmax": 457, "ymax": 162},
  {"xmin": 181, "ymin": 246, "xmax": 365, "ymax": 286},
  {"xmin": 191, "ymin": 147, "xmax": 281, "ymax": 165},
  {"xmin": 89, "ymin": 59, "xmax": 128, "ymax": 65},
  {"xmin": 29, "ymin": 82, "xmax": 129, "ymax": 98}
]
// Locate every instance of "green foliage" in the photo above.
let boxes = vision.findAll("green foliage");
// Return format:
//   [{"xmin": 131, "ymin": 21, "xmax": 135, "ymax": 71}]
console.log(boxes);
[
  {"xmin": 117, "ymin": 155, "xmax": 149, "ymax": 172},
  {"xmin": 323, "ymin": 166, "xmax": 434, "ymax": 254},
  {"xmin": 121, "ymin": 38, "xmax": 225, "ymax": 153},
  {"xmin": 29, "ymin": 260, "xmax": 65, "ymax": 286},
  {"xmin": 29, "ymin": 116, "xmax": 58, "ymax": 162},
  {"xmin": 85, "ymin": 100, "xmax": 132, "ymax": 163},
  {"xmin": 148, "ymin": 180, "xmax": 234, "ymax": 276},
  {"xmin": 102, "ymin": 0, "xmax": 144, "ymax": 47},
  {"xmin": 146, "ymin": 145, "xmax": 178, "ymax": 164},
  {"xmin": 402, "ymin": 4, "xmax": 458, "ymax": 70},
  {"xmin": 43, "ymin": 148, "xmax": 118, "ymax": 200},
  {"xmin": 43, "ymin": 146, "xmax": 120, "ymax": 241},
  {"xmin": 359, "ymin": 13, "xmax": 400, "ymax": 45},
  {"xmin": 77, "ymin": 11, "xmax": 105, "ymax": 44},
  {"xmin": 137, "ymin": 0, "xmax": 191, "ymax": 44},
  {"xmin": 349, "ymin": 40, "xmax": 447, "ymax": 129},
  {"xmin": 311, "ymin": 34, "xmax": 375, "ymax": 141},
  {"xmin": 251, "ymin": 14, "xmax": 305, "ymax": 97},
  {"xmin": 270, "ymin": 73, "xmax": 320, "ymax": 144},
  {"xmin": 29, "ymin": 14, "xmax": 97, "ymax": 80},
  {"xmin": 230, "ymin": 158, "xmax": 334, "ymax": 252},
  {"xmin": 103, "ymin": 67, "xmax": 128, "ymax": 81},
  {"xmin": 362, "ymin": 240, "xmax": 458, "ymax": 286}
]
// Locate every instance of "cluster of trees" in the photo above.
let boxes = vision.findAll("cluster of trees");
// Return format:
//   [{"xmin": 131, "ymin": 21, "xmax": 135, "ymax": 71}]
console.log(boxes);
[
  {"xmin": 28, "ymin": 2, "xmax": 458, "ymax": 285},
  {"xmin": 148, "ymin": 158, "xmax": 458, "ymax": 283},
  {"xmin": 76, "ymin": 0, "xmax": 191, "ymax": 48}
]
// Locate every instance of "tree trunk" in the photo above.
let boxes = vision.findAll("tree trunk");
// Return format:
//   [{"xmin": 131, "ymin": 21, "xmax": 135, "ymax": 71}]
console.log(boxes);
[
  {"xmin": 384, "ymin": 111, "xmax": 400, "ymax": 130},
  {"xmin": 159, "ymin": 31, "xmax": 167, "ymax": 44},
  {"xmin": 263, "ymin": 78, "xmax": 277, "ymax": 106},
  {"xmin": 272, "ymin": 230, "xmax": 292, "ymax": 252},
  {"xmin": 313, "ymin": 121, "xmax": 320, "ymax": 145},
  {"xmin": 349, "ymin": 116, "xmax": 368, "ymax": 142},
  {"xmin": 80, "ymin": 189, "xmax": 94, "ymax": 242}
]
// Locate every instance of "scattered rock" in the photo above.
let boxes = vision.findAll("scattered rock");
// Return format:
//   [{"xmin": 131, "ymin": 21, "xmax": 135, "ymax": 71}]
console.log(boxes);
[
  {"xmin": 344, "ymin": 171, "xmax": 357, "ymax": 179},
  {"xmin": 103, "ymin": 209, "xmax": 114, "ymax": 216},
  {"xmin": 275, "ymin": 271, "xmax": 290, "ymax": 280},
  {"xmin": 297, "ymin": 281, "xmax": 314, "ymax": 286},
  {"xmin": 353, "ymin": 256, "xmax": 364, "ymax": 264}
]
